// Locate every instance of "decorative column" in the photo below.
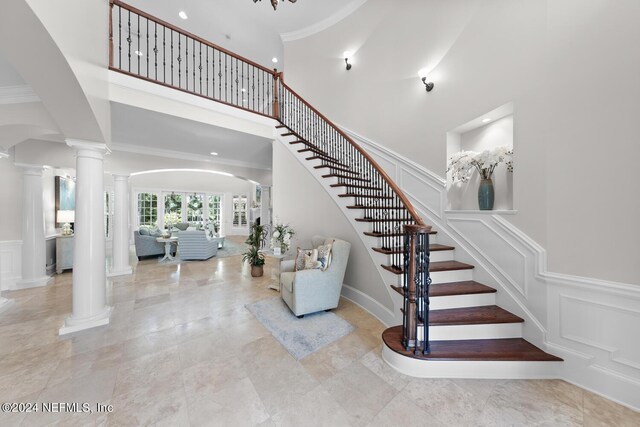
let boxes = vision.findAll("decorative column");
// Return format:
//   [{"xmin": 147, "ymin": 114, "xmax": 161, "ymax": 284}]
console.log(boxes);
[
  {"xmin": 59, "ymin": 140, "xmax": 112, "ymax": 335},
  {"xmin": 0, "ymin": 153, "xmax": 14, "ymax": 313},
  {"xmin": 107, "ymin": 174, "xmax": 132, "ymax": 277},
  {"xmin": 16, "ymin": 164, "xmax": 52, "ymax": 289}
]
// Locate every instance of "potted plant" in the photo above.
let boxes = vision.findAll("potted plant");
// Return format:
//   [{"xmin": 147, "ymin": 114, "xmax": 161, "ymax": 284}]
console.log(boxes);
[
  {"xmin": 271, "ymin": 222, "xmax": 295, "ymax": 255},
  {"xmin": 243, "ymin": 222, "xmax": 268, "ymax": 277},
  {"xmin": 447, "ymin": 146, "xmax": 513, "ymax": 210},
  {"xmin": 242, "ymin": 246, "xmax": 266, "ymax": 277}
]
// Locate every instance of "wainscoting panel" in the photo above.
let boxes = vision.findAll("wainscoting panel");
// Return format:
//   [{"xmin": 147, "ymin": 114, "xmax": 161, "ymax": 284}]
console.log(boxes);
[
  {"xmin": 0, "ymin": 240, "xmax": 21, "ymax": 291},
  {"xmin": 341, "ymin": 125, "xmax": 640, "ymax": 410}
]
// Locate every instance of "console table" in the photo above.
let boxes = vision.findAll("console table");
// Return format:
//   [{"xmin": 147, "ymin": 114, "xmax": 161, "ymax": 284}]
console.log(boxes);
[{"xmin": 56, "ymin": 235, "xmax": 74, "ymax": 274}]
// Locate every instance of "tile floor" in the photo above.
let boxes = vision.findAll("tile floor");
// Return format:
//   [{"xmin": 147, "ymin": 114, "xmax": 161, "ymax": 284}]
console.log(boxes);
[{"xmin": 0, "ymin": 239, "xmax": 638, "ymax": 426}]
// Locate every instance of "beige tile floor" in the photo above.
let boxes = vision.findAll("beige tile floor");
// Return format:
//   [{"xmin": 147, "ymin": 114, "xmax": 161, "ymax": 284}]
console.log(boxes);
[{"xmin": 0, "ymin": 239, "xmax": 638, "ymax": 426}]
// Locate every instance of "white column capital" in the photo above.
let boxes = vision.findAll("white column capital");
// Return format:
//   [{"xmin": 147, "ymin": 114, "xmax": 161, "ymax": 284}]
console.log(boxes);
[
  {"xmin": 66, "ymin": 139, "xmax": 111, "ymax": 159},
  {"xmin": 112, "ymin": 174, "xmax": 131, "ymax": 181},
  {"xmin": 15, "ymin": 163, "xmax": 45, "ymax": 175}
]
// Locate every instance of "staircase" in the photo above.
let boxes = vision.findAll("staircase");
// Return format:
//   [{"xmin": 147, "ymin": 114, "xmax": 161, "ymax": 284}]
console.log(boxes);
[
  {"xmin": 109, "ymin": 0, "xmax": 561, "ymax": 378},
  {"xmin": 273, "ymin": 118, "xmax": 562, "ymax": 378}
]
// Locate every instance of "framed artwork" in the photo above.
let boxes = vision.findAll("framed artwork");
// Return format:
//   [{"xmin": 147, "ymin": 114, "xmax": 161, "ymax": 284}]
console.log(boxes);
[
  {"xmin": 55, "ymin": 176, "xmax": 76, "ymax": 225},
  {"xmin": 255, "ymin": 186, "xmax": 262, "ymax": 206}
]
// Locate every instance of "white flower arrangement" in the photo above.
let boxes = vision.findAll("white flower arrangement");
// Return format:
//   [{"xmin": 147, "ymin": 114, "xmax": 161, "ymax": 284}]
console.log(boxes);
[
  {"xmin": 271, "ymin": 222, "xmax": 295, "ymax": 253},
  {"xmin": 447, "ymin": 146, "xmax": 513, "ymax": 182}
]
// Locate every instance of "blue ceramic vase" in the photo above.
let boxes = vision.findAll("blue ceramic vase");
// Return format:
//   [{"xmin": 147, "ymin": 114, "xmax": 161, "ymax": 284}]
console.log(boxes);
[{"xmin": 478, "ymin": 178, "xmax": 494, "ymax": 210}]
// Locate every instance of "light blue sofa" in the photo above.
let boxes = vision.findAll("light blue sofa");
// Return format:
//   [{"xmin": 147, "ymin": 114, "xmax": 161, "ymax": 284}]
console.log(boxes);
[
  {"xmin": 280, "ymin": 235, "xmax": 351, "ymax": 317},
  {"xmin": 178, "ymin": 230, "xmax": 218, "ymax": 260},
  {"xmin": 134, "ymin": 229, "xmax": 166, "ymax": 260}
]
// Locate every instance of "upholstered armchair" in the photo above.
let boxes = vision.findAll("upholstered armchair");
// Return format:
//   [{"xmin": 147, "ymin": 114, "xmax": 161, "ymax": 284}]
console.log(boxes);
[
  {"xmin": 280, "ymin": 235, "xmax": 351, "ymax": 317},
  {"xmin": 133, "ymin": 229, "xmax": 166, "ymax": 260},
  {"xmin": 178, "ymin": 230, "xmax": 218, "ymax": 260}
]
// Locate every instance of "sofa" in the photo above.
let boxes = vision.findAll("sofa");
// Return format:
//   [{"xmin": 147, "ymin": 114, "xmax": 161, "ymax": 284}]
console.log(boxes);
[
  {"xmin": 280, "ymin": 235, "xmax": 351, "ymax": 317},
  {"xmin": 178, "ymin": 230, "xmax": 219, "ymax": 260},
  {"xmin": 134, "ymin": 228, "xmax": 166, "ymax": 260}
]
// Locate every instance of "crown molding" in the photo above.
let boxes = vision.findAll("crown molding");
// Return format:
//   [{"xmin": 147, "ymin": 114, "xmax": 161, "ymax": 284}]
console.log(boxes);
[
  {"xmin": 280, "ymin": 0, "xmax": 368, "ymax": 42},
  {"xmin": 0, "ymin": 85, "xmax": 40, "ymax": 105}
]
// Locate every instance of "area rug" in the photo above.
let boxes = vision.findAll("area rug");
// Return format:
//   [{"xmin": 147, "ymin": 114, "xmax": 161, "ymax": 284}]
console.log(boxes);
[
  {"xmin": 215, "ymin": 239, "xmax": 250, "ymax": 258},
  {"xmin": 246, "ymin": 297, "xmax": 354, "ymax": 360}
]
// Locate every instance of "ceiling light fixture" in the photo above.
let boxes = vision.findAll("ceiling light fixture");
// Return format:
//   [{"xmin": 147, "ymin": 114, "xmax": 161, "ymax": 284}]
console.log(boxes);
[
  {"xmin": 253, "ymin": 0, "xmax": 298, "ymax": 12},
  {"xmin": 482, "ymin": 118, "xmax": 492, "ymax": 123},
  {"xmin": 272, "ymin": 57, "xmax": 278, "ymax": 64},
  {"xmin": 210, "ymin": 152, "xmax": 218, "ymax": 156},
  {"xmin": 134, "ymin": 50, "xmax": 143, "ymax": 56},
  {"xmin": 178, "ymin": 11, "xmax": 188, "ymax": 20}
]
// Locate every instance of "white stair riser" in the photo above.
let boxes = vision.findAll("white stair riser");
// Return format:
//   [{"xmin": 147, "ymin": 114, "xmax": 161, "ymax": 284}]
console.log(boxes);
[
  {"xmin": 419, "ymin": 322, "xmax": 522, "ymax": 341},
  {"xmin": 430, "ymin": 292, "xmax": 496, "ymax": 310},
  {"xmin": 382, "ymin": 345, "xmax": 560, "ymax": 379},
  {"xmin": 430, "ymin": 269, "xmax": 474, "ymax": 283},
  {"xmin": 429, "ymin": 250, "xmax": 454, "ymax": 262}
]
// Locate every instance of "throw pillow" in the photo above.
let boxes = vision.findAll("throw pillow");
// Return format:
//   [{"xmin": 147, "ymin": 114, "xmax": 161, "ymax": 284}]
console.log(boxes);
[
  {"xmin": 138, "ymin": 227, "xmax": 149, "ymax": 236},
  {"xmin": 316, "ymin": 243, "xmax": 333, "ymax": 271},
  {"xmin": 295, "ymin": 247, "xmax": 314, "ymax": 271},
  {"xmin": 303, "ymin": 249, "xmax": 323, "ymax": 270},
  {"xmin": 149, "ymin": 227, "xmax": 163, "ymax": 237}
]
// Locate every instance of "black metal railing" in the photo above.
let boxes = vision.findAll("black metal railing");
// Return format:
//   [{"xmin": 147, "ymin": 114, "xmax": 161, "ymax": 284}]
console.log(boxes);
[
  {"xmin": 110, "ymin": 0, "xmax": 275, "ymax": 117},
  {"xmin": 402, "ymin": 225, "xmax": 432, "ymax": 354}
]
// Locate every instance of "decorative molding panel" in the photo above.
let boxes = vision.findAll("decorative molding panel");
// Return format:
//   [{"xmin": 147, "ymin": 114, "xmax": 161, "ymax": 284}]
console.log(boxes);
[
  {"xmin": 339, "ymin": 124, "xmax": 640, "ymax": 411},
  {"xmin": 0, "ymin": 240, "xmax": 22, "ymax": 291}
]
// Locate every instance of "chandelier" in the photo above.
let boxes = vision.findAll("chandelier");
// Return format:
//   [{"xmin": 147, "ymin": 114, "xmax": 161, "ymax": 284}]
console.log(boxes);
[{"xmin": 253, "ymin": 0, "xmax": 298, "ymax": 11}]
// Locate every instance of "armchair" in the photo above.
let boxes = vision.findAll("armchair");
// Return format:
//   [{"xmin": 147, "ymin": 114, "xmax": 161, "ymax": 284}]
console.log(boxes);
[
  {"xmin": 178, "ymin": 230, "xmax": 218, "ymax": 260},
  {"xmin": 133, "ymin": 230, "xmax": 166, "ymax": 260},
  {"xmin": 280, "ymin": 235, "xmax": 351, "ymax": 317}
]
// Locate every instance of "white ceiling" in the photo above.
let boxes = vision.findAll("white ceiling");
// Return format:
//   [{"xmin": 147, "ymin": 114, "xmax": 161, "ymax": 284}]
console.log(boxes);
[
  {"xmin": 124, "ymin": 0, "xmax": 367, "ymax": 68},
  {"xmin": 0, "ymin": 53, "xmax": 26, "ymax": 86},
  {"xmin": 111, "ymin": 102, "xmax": 273, "ymax": 169}
]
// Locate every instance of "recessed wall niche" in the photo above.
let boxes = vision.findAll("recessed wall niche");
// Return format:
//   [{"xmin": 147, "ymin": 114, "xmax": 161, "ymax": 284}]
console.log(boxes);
[{"xmin": 446, "ymin": 102, "xmax": 514, "ymax": 211}]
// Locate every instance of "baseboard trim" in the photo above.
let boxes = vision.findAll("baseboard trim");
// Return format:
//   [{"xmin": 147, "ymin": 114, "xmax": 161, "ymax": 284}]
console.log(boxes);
[{"xmin": 341, "ymin": 284, "xmax": 396, "ymax": 327}]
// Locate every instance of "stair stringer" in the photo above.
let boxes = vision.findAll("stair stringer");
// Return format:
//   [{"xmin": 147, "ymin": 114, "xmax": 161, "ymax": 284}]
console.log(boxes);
[{"xmin": 274, "ymin": 131, "xmax": 406, "ymax": 327}]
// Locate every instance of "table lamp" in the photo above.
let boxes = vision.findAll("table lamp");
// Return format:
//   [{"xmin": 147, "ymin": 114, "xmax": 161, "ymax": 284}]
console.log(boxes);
[{"xmin": 57, "ymin": 210, "xmax": 75, "ymax": 235}]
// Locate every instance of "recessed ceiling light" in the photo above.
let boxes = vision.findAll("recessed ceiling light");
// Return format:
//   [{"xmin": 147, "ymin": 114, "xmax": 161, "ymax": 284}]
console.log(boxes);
[
  {"xmin": 241, "ymin": 88, "xmax": 246, "ymax": 92},
  {"xmin": 134, "ymin": 50, "xmax": 143, "ymax": 56},
  {"xmin": 242, "ymin": 99, "xmax": 247, "ymax": 103},
  {"xmin": 482, "ymin": 118, "xmax": 492, "ymax": 123},
  {"xmin": 178, "ymin": 11, "xmax": 188, "ymax": 19},
  {"xmin": 210, "ymin": 152, "xmax": 218, "ymax": 156},
  {"xmin": 272, "ymin": 57, "xmax": 278, "ymax": 64}
]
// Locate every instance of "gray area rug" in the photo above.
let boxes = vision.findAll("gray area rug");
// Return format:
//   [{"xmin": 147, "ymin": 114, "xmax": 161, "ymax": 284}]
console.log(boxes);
[
  {"xmin": 215, "ymin": 239, "xmax": 250, "ymax": 258},
  {"xmin": 246, "ymin": 297, "xmax": 354, "ymax": 360}
]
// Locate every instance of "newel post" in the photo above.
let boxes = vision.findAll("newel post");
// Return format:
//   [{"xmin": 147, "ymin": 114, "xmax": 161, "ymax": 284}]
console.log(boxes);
[{"xmin": 402, "ymin": 223, "xmax": 432, "ymax": 355}]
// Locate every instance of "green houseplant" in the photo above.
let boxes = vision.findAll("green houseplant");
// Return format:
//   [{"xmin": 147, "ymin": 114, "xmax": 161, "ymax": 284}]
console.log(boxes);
[{"xmin": 243, "ymin": 222, "xmax": 267, "ymax": 277}]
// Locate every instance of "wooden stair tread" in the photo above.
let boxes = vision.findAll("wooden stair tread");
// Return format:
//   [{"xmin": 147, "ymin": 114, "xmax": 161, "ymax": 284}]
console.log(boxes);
[
  {"xmin": 276, "ymin": 125, "xmax": 288, "ymax": 129},
  {"xmin": 347, "ymin": 206, "xmax": 406, "ymax": 210},
  {"xmin": 314, "ymin": 165, "xmax": 358, "ymax": 174},
  {"xmin": 364, "ymin": 230, "xmax": 437, "ymax": 237},
  {"xmin": 381, "ymin": 260, "xmax": 474, "ymax": 275},
  {"xmin": 322, "ymin": 174, "xmax": 370, "ymax": 182},
  {"xmin": 331, "ymin": 184, "xmax": 382, "ymax": 190},
  {"xmin": 306, "ymin": 156, "xmax": 349, "ymax": 168},
  {"xmin": 289, "ymin": 140, "xmax": 306, "ymax": 145},
  {"xmin": 390, "ymin": 281, "xmax": 496, "ymax": 298},
  {"xmin": 282, "ymin": 132, "xmax": 296, "ymax": 137},
  {"xmin": 373, "ymin": 244, "xmax": 454, "ymax": 254},
  {"xmin": 340, "ymin": 194, "xmax": 393, "ymax": 199},
  {"xmin": 429, "ymin": 305, "xmax": 523, "ymax": 326},
  {"xmin": 382, "ymin": 327, "xmax": 562, "ymax": 361},
  {"xmin": 357, "ymin": 218, "xmax": 407, "ymax": 223}
]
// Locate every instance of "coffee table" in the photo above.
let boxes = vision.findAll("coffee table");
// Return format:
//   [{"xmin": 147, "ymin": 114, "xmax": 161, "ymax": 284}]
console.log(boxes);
[{"xmin": 156, "ymin": 236, "xmax": 178, "ymax": 262}]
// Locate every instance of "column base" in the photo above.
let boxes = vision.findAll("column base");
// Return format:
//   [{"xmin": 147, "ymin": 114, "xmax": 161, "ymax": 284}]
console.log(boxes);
[
  {"xmin": 107, "ymin": 266, "xmax": 133, "ymax": 277},
  {"xmin": 59, "ymin": 305, "xmax": 113, "ymax": 336},
  {"xmin": 0, "ymin": 298, "xmax": 15, "ymax": 314},
  {"xmin": 15, "ymin": 275, "xmax": 53, "ymax": 290}
]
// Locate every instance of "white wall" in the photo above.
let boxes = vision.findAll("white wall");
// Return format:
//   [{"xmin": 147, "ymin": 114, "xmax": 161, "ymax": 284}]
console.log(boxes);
[
  {"xmin": 448, "ymin": 115, "xmax": 514, "ymax": 210},
  {"xmin": 283, "ymin": 0, "xmax": 640, "ymax": 285},
  {"xmin": 272, "ymin": 141, "xmax": 394, "ymax": 314},
  {"xmin": 0, "ymin": 156, "xmax": 23, "ymax": 241}
]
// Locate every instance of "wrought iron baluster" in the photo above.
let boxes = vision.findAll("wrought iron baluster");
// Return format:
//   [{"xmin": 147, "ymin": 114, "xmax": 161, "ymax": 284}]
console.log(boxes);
[
  {"xmin": 206, "ymin": 46, "xmax": 209, "ymax": 97},
  {"xmin": 198, "ymin": 42, "xmax": 202, "ymax": 95},
  {"xmin": 118, "ymin": 6, "xmax": 122, "ymax": 69},
  {"xmin": 127, "ymin": 10, "xmax": 131, "ymax": 71},
  {"xmin": 154, "ymin": 22, "xmax": 157, "ymax": 79},
  {"xmin": 185, "ymin": 36, "xmax": 188, "ymax": 90},
  {"xmin": 145, "ymin": 18, "xmax": 149, "ymax": 77},
  {"xmin": 192, "ymin": 38, "xmax": 195, "ymax": 92},
  {"xmin": 178, "ymin": 33, "xmax": 181, "ymax": 87},
  {"xmin": 224, "ymin": 54, "xmax": 228, "ymax": 102}
]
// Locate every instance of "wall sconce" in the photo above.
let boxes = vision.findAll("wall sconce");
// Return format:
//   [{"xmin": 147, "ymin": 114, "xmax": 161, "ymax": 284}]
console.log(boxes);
[
  {"xmin": 418, "ymin": 70, "xmax": 434, "ymax": 92},
  {"xmin": 343, "ymin": 51, "xmax": 352, "ymax": 71}
]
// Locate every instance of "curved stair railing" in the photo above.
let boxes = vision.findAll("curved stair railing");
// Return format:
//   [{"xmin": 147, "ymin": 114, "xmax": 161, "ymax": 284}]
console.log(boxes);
[{"xmin": 108, "ymin": 0, "xmax": 442, "ymax": 356}]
